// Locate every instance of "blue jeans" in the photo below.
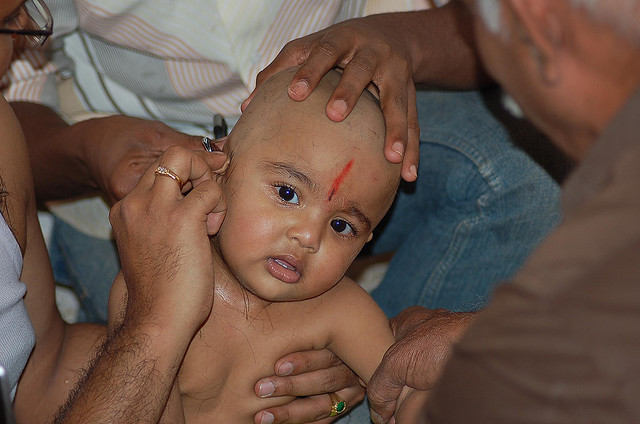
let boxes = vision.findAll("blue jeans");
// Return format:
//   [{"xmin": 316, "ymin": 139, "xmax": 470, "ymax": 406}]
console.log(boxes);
[
  {"xmin": 49, "ymin": 88, "xmax": 562, "ymax": 420},
  {"xmin": 369, "ymin": 88, "xmax": 562, "ymax": 316},
  {"xmin": 49, "ymin": 218, "xmax": 119, "ymax": 324}
]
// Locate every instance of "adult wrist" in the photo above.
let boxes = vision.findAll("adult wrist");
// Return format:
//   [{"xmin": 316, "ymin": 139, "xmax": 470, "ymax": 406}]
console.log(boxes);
[
  {"xmin": 116, "ymin": 313, "xmax": 196, "ymax": 359},
  {"xmin": 68, "ymin": 118, "xmax": 103, "ymax": 192}
]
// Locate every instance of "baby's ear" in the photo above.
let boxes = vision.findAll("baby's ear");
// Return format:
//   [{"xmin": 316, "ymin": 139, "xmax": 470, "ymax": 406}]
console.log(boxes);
[
  {"xmin": 213, "ymin": 155, "xmax": 230, "ymax": 184},
  {"xmin": 366, "ymin": 233, "xmax": 374, "ymax": 243}
]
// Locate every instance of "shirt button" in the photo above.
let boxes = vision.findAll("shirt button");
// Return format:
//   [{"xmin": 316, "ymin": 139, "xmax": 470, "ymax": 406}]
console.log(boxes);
[{"xmin": 58, "ymin": 68, "xmax": 73, "ymax": 79}]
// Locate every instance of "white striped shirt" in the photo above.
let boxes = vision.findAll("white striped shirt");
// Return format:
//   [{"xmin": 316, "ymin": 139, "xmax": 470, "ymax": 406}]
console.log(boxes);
[{"xmin": 4, "ymin": 0, "xmax": 430, "ymax": 134}]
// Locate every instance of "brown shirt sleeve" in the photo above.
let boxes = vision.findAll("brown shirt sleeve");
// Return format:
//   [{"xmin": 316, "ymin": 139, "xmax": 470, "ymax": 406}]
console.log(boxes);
[
  {"xmin": 420, "ymin": 91, "xmax": 640, "ymax": 424},
  {"xmin": 423, "ymin": 240, "xmax": 640, "ymax": 424}
]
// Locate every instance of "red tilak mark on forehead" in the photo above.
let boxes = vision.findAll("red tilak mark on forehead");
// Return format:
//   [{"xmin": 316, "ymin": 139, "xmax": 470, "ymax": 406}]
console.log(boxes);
[{"xmin": 327, "ymin": 159, "xmax": 354, "ymax": 201}]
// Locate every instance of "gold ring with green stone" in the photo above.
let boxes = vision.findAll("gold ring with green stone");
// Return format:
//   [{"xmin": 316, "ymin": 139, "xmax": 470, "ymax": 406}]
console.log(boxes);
[{"xmin": 329, "ymin": 392, "xmax": 347, "ymax": 416}]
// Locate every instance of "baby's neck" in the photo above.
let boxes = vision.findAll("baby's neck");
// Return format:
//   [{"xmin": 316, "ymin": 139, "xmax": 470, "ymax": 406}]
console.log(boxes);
[{"xmin": 209, "ymin": 238, "xmax": 275, "ymax": 316}]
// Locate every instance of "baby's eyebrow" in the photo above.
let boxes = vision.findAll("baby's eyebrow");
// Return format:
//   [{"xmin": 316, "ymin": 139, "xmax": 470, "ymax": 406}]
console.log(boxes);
[
  {"xmin": 260, "ymin": 161, "xmax": 315, "ymax": 190},
  {"xmin": 345, "ymin": 204, "xmax": 372, "ymax": 234}
]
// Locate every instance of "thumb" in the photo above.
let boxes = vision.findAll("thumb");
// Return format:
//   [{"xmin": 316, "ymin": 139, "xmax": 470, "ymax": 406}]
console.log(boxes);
[
  {"xmin": 367, "ymin": 359, "xmax": 404, "ymax": 424},
  {"xmin": 206, "ymin": 194, "xmax": 226, "ymax": 235}
]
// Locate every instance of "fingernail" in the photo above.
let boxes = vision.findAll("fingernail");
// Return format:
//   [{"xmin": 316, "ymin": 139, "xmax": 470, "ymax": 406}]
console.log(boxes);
[
  {"xmin": 392, "ymin": 141, "xmax": 404, "ymax": 158},
  {"xmin": 277, "ymin": 362, "xmax": 293, "ymax": 376},
  {"xmin": 260, "ymin": 412, "xmax": 274, "ymax": 424},
  {"xmin": 410, "ymin": 164, "xmax": 418, "ymax": 179},
  {"xmin": 289, "ymin": 80, "xmax": 309, "ymax": 98},
  {"xmin": 371, "ymin": 412, "xmax": 384, "ymax": 424},
  {"xmin": 213, "ymin": 138, "xmax": 226, "ymax": 151},
  {"xmin": 258, "ymin": 381, "xmax": 275, "ymax": 397},
  {"xmin": 329, "ymin": 99, "xmax": 348, "ymax": 118}
]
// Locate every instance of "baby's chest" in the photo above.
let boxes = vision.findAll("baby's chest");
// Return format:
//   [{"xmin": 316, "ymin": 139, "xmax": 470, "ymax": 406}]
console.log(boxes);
[{"xmin": 177, "ymin": 304, "xmax": 331, "ymax": 422}]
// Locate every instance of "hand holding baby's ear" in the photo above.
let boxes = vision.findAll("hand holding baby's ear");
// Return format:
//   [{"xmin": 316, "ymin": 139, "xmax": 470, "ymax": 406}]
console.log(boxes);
[{"xmin": 110, "ymin": 146, "xmax": 224, "ymax": 333}]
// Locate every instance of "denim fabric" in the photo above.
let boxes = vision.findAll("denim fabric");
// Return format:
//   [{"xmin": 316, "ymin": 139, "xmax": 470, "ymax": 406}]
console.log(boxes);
[
  {"xmin": 369, "ymin": 88, "xmax": 562, "ymax": 317},
  {"xmin": 49, "ymin": 217, "xmax": 119, "ymax": 324}
]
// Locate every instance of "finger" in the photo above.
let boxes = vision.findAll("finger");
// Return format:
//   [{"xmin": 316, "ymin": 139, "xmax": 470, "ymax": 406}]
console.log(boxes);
[
  {"xmin": 182, "ymin": 179, "xmax": 227, "ymax": 235},
  {"xmin": 367, "ymin": 355, "xmax": 405, "ymax": 424},
  {"xmin": 242, "ymin": 36, "xmax": 317, "ymax": 111},
  {"xmin": 288, "ymin": 32, "xmax": 355, "ymax": 103},
  {"xmin": 254, "ymin": 386, "xmax": 364, "ymax": 424},
  {"xmin": 152, "ymin": 165, "xmax": 187, "ymax": 196},
  {"xmin": 148, "ymin": 146, "xmax": 217, "ymax": 195},
  {"xmin": 187, "ymin": 134, "xmax": 216, "ymax": 151},
  {"xmin": 275, "ymin": 349, "xmax": 343, "ymax": 377},
  {"xmin": 182, "ymin": 177, "xmax": 225, "ymax": 211},
  {"xmin": 389, "ymin": 306, "xmax": 428, "ymax": 338},
  {"xmin": 377, "ymin": 69, "xmax": 411, "ymax": 166},
  {"xmin": 401, "ymin": 85, "xmax": 420, "ymax": 182},
  {"xmin": 212, "ymin": 136, "xmax": 227, "ymax": 152},
  {"xmin": 256, "ymin": 363, "xmax": 358, "ymax": 399},
  {"xmin": 324, "ymin": 49, "xmax": 380, "ymax": 122},
  {"xmin": 140, "ymin": 120, "xmax": 203, "ymax": 150},
  {"xmin": 109, "ymin": 161, "xmax": 151, "ymax": 202}
]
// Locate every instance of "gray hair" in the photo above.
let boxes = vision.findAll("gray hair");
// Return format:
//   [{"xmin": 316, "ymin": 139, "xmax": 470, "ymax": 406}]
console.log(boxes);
[{"xmin": 475, "ymin": 0, "xmax": 640, "ymax": 42}]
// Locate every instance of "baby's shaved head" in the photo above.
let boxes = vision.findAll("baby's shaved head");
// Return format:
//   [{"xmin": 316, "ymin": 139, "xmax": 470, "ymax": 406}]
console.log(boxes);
[
  {"xmin": 229, "ymin": 67, "xmax": 386, "ymax": 156},
  {"xmin": 223, "ymin": 66, "xmax": 400, "ymax": 223}
]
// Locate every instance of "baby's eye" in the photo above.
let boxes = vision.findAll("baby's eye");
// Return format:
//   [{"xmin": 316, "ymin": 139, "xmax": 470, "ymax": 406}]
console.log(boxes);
[
  {"xmin": 331, "ymin": 219, "xmax": 355, "ymax": 236},
  {"xmin": 277, "ymin": 185, "xmax": 299, "ymax": 204}
]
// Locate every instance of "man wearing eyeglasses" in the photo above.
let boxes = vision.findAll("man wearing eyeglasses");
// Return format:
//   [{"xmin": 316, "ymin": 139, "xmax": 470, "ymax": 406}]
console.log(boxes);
[{"xmin": 0, "ymin": 0, "xmax": 51, "ymax": 46}]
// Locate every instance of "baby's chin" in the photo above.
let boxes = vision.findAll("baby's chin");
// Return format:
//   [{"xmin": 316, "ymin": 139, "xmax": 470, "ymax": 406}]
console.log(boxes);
[{"xmin": 240, "ymin": 278, "xmax": 339, "ymax": 305}]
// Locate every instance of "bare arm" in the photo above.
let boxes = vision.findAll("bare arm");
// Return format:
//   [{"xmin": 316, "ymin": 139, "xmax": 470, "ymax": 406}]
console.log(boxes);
[
  {"xmin": 53, "ymin": 319, "xmax": 186, "ymax": 423},
  {"xmin": 0, "ymin": 97, "xmax": 105, "ymax": 421},
  {"xmin": 52, "ymin": 146, "xmax": 227, "ymax": 423},
  {"xmin": 10, "ymin": 102, "xmax": 209, "ymax": 206},
  {"xmin": 405, "ymin": 0, "xmax": 489, "ymax": 89},
  {"xmin": 326, "ymin": 280, "xmax": 395, "ymax": 385},
  {"xmin": 107, "ymin": 274, "xmax": 186, "ymax": 424}
]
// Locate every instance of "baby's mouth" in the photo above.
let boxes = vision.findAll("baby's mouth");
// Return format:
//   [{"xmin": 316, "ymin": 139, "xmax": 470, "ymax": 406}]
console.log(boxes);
[
  {"xmin": 266, "ymin": 257, "xmax": 301, "ymax": 284},
  {"xmin": 274, "ymin": 258, "xmax": 295, "ymax": 270}
]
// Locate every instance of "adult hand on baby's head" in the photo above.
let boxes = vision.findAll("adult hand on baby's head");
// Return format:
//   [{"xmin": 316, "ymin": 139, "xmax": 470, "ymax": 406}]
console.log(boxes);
[
  {"xmin": 242, "ymin": 15, "xmax": 420, "ymax": 182},
  {"xmin": 367, "ymin": 307, "xmax": 477, "ymax": 424},
  {"xmin": 109, "ymin": 145, "xmax": 227, "ymax": 334},
  {"xmin": 78, "ymin": 115, "xmax": 215, "ymax": 204},
  {"xmin": 253, "ymin": 349, "xmax": 364, "ymax": 424}
]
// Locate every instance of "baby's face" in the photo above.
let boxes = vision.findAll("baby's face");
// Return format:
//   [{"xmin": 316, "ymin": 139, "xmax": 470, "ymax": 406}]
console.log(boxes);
[{"xmin": 214, "ymin": 77, "xmax": 399, "ymax": 302}]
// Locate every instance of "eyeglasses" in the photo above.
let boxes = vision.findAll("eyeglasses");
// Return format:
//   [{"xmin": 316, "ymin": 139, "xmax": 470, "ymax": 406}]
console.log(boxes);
[{"xmin": 0, "ymin": 0, "xmax": 53, "ymax": 46}]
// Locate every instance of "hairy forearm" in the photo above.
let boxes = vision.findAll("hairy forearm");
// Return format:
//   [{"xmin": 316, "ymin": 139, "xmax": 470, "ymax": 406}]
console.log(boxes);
[
  {"xmin": 407, "ymin": 1, "xmax": 492, "ymax": 89},
  {"xmin": 10, "ymin": 102, "xmax": 97, "ymax": 204},
  {"xmin": 53, "ymin": 321, "xmax": 187, "ymax": 424}
]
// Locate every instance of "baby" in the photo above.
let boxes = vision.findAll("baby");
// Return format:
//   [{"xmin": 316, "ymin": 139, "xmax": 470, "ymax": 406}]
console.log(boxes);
[{"xmin": 108, "ymin": 67, "xmax": 401, "ymax": 423}]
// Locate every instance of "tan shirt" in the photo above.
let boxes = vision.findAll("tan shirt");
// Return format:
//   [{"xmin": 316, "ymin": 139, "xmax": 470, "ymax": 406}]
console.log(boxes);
[{"xmin": 425, "ymin": 88, "xmax": 640, "ymax": 423}]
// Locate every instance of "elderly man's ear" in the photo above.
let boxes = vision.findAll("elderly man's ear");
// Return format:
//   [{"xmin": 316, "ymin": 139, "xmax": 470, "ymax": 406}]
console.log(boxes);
[{"xmin": 508, "ymin": 0, "xmax": 564, "ymax": 85}]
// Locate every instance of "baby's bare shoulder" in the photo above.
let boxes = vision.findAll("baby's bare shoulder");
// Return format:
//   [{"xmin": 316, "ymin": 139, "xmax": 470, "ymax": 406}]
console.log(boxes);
[
  {"xmin": 302, "ymin": 276, "xmax": 383, "ymax": 327},
  {"xmin": 326, "ymin": 276, "xmax": 378, "ymax": 306}
]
